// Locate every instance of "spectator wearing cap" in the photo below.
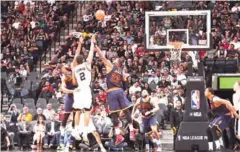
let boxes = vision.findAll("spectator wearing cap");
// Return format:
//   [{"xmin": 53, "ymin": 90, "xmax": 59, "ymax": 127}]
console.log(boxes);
[
  {"xmin": 33, "ymin": 108, "xmax": 46, "ymax": 121},
  {"xmin": 43, "ymin": 104, "xmax": 56, "ymax": 120},
  {"xmin": 8, "ymin": 104, "xmax": 20, "ymax": 123},
  {"xmin": 17, "ymin": 107, "xmax": 33, "ymax": 122}
]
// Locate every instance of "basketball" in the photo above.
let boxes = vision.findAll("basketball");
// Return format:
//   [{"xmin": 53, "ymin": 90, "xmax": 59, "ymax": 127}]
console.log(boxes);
[{"xmin": 95, "ymin": 10, "xmax": 105, "ymax": 21}]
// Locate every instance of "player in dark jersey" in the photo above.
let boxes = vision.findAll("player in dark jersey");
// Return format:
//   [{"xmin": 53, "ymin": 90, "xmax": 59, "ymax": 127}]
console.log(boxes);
[
  {"xmin": 205, "ymin": 88, "xmax": 240, "ymax": 151},
  {"xmin": 95, "ymin": 45, "xmax": 137, "ymax": 145},
  {"xmin": 132, "ymin": 90, "xmax": 162, "ymax": 151}
]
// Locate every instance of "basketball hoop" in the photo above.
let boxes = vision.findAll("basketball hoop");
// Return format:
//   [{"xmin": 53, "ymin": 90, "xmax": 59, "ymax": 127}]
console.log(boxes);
[{"xmin": 168, "ymin": 41, "xmax": 183, "ymax": 62}]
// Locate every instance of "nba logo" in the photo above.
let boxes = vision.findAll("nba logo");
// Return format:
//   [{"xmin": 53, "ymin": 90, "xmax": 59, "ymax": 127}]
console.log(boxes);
[{"xmin": 191, "ymin": 90, "xmax": 200, "ymax": 110}]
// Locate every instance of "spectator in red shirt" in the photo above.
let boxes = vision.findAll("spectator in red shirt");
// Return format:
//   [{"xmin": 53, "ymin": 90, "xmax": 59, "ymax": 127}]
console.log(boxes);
[{"xmin": 96, "ymin": 90, "xmax": 107, "ymax": 105}]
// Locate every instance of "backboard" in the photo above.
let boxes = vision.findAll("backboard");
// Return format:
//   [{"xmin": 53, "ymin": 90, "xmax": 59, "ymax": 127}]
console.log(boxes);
[{"xmin": 145, "ymin": 10, "xmax": 211, "ymax": 51}]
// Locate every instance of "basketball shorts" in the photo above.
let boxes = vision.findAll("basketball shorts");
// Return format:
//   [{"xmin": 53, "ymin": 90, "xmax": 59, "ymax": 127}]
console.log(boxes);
[
  {"xmin": 142, "ymin": 114, "xmax": 158, "ymax": 133},
  {"xmin": 73, "ymin": 89, "xmax": 92, "ymax": 110},
  {"xmin": 209, "ymin": 114, "xmax": 232, "ymax": 133},
  {"xmin": 64, "ymin": 95, "xmax": 74, "ymax": 112},
  {"xmin": 107, "ymin": 89, "xmax": 133, "ymax": 113}
]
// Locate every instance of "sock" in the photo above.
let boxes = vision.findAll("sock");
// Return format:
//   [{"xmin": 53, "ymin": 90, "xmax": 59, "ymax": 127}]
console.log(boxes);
[
  {"xmin": 129, "ymin": 124, "xmax": 134, "ymax": 131},
  {"xmin": 215, "ymin": 140, "xmax": 221, "ymax": 149},
  {"xmin": 208, "ymin": 142, "xmax": 213, "ymax": 150},
  {"xmin": 145, "ymin": 144, "xmax": 149, "ymax": 150},
  {"xmin": 115, "ymin": 127, "xmax": 121, "ymax": 135},
  {"xmin": 219, "ymin": 137, "xmax": 224, "ymax": 146},
  {"xmin": 99, "ymin": 143, "xmax": 104, "ymax": 149},
  {"xmin": 82, "ymin": 126, "xmax": 88, "ymax": 138}
]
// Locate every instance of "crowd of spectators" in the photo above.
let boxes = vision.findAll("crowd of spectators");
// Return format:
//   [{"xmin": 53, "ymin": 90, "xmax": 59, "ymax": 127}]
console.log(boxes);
[{"xmin": 1, "ymin": 1, "xmax": 240, "ymax": 151}]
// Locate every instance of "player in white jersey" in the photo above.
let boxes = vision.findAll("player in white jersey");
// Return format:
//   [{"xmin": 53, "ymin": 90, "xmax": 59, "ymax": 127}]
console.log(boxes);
[
  {"xmin": 233, "ymin": 80, "xmax": 240, "ymax": 150},
  {"xmin": 71, "ymin": 35, "xmax": 96, "ymax": 140}
]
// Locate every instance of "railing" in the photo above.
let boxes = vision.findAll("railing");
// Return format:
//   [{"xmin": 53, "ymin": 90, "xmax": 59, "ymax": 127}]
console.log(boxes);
[{"xmin": 38, "ymin": 2, "xmax": 82, "ymax": 73}]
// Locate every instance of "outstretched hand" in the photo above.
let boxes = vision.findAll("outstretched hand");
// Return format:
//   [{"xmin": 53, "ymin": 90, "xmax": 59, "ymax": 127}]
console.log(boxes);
[
  {"xmin": 91, "ymin": 34, "xmax": 96, "ymax": 44},
  {"xmin": 79, "ymin": 36, "xmax": 84, "ymax": 44}
]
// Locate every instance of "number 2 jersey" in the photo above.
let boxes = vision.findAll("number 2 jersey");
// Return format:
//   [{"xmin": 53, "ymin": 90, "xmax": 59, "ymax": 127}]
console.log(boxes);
[
  {"xmin": 73, "ymin": 62, "xmax": 92, "ymax": 109},
  {"xmin": 74, "ymin": 62, "xmax": 92, "ymax": 92}
]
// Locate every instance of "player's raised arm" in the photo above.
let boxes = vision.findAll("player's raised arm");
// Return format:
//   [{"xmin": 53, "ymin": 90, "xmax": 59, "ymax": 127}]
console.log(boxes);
[
  {"xmin": 71, "ymin": 62, "xmax": 78, "ymax": 86},
  {"xmin": 72, "ymin": 36, "xmax": 84, "ymax": 67},
  {"xmin": 86, "ymin": 34, "xmax": 95, "ymax": 64},
  {"xmin": 95, "ymin": 44, "xmax": 113, "ymax": 72}
]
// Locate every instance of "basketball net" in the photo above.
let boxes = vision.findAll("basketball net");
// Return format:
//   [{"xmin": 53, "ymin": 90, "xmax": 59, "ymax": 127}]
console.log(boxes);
[{"xmin": 168, "ymin": 41, "xmax": 183, "ymax": 62}]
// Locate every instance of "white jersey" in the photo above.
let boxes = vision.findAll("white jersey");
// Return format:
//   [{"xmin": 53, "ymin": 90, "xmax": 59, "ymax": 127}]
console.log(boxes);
[
  {"xmin": 73, "ymin": 62, "xmax": 92, "ymax": 109},
  {"xmin": 233, "ymin": 92, "xmax": 240, "ymax": 111},
  {"xmin": 74, "ymin": 62, "xmax": 92, "ymax": 90}
]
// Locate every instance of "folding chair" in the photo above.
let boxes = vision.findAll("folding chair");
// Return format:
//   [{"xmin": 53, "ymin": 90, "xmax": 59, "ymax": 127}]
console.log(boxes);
[
  {"xmin": 15, "ymin": 103, "xmax": 24, "ymax": 112},
  {"xmin": 12, "ymin": 98, "xmax": 22, "ymax": 104},
  {"xmin": 36, "ymin": 98, "xmax": 47, "ymax": 109},
  {"xmin": 28, "ymin": 72, "xmax": 38, "ymax": 81},
  {"xmin": 20, "ymin": 89, "xmax": 30, "ymax": 98},
  {"xmin": 51, "ymin": 102, "xmax": 60, "ymax": 111},
  {"xmin": 149, "ymin": 82, "xmax": 157, "ymax": 91},
  {"xmin": 23, "ymin": 98, "xmax": 35, "ymax": 106},
  {"xmin": 48, "ymin": 98, "xmax": 58, "ymax": 104},
  {"xmin": 22, "ymin": 80, "xmax": 32, "ymax": 91},
  {"xmin": 29, "ymin": 107, "xmax": 37, "ymax": 115}
]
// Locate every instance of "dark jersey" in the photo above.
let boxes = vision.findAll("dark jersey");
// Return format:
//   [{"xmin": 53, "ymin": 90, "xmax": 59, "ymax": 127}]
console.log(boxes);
[
  {"xmin": 137, "ymin": 97, "xmax": 154, "ymax": 118},
  {"xmin": 65, "ymin": 82, "xmax": 75, "ymax": 98},
  {"xmin": 106, "ymin": 65, "xmax": 124, "ymax": 89},
  {"xmin": 210, "ymin": 96, "xmax": 231, "ymax": 116}
]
